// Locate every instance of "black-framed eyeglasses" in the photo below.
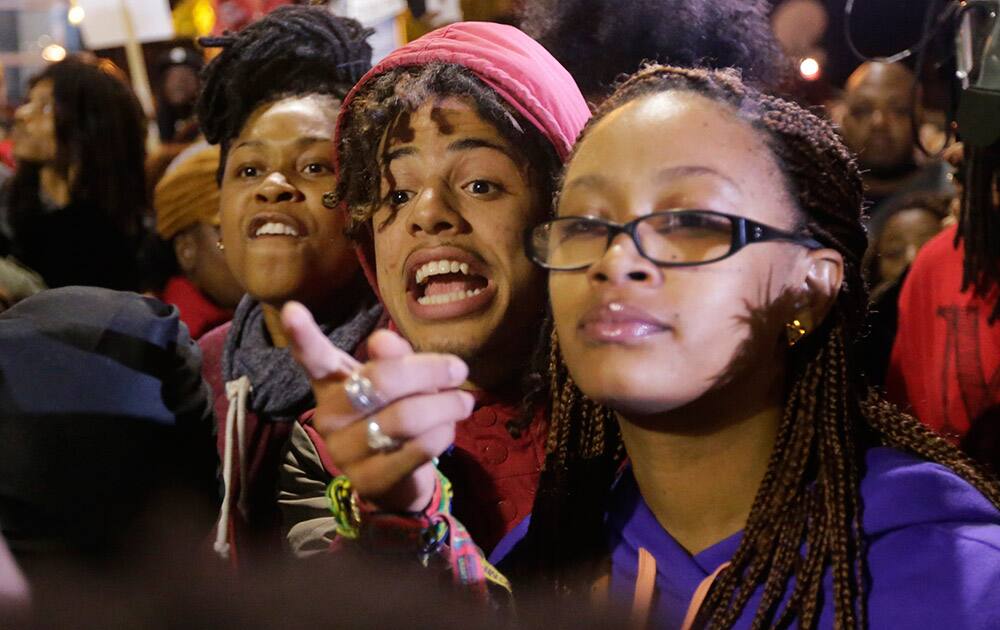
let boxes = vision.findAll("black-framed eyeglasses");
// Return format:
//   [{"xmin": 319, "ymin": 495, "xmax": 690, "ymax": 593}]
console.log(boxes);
[{"xmin": 525, "ymin": 209, "xmax": 823, "ymax": 271}]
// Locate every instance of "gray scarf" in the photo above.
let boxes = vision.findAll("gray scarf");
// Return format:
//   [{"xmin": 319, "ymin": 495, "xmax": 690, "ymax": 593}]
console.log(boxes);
[{"xmin": 221, "ymin": 295, "xmax": 382, "ymax": 421}]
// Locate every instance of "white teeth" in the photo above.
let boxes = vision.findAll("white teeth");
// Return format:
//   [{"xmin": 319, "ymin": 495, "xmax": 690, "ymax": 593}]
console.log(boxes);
[
  {"xmin": 416, "ymin": 288, "xmax": 483, "ymax": 306},
  {"xmin": 255, "ymin": 221, "xmax": 299, "ymax": 237},
  {"xmin": 414, "ymin": 259, "xmax": 476, "ymax": 285}
]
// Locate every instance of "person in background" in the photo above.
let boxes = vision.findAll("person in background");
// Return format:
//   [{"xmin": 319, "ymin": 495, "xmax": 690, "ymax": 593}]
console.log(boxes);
[
  {"xmin": 887, "ymin": 151, "xmax": 1000, "ymax": 440},
  {"xmin": 0, "ymin": 56, "xmax": 147, "ymax": 291},
  {"xmin": 195, "ymin": 6, "xmax": 380, "ymax": 564},
  {"xmin": 839, "ymin": 61, "xmax": 953, "ymax": 218},
  {"xmin": 518, "ymin": 0, "xmax": 787, "ymax": 103},
  {"xmin": 859, "ymin": 191, "xmax": 950, "ymax": 388},
  {"xmin": 155, "ymin": 47, "xmax": 203, "ymax": 145},
  {"xmin": 152, "ymin": 145, "xmax": 242, "ymax": 339}
]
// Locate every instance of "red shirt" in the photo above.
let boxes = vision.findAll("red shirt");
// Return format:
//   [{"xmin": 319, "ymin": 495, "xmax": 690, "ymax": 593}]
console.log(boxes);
[
  {"xmin": 159, "ymin": 275, "xmax": 232, "ymax": 340},
  {"xmin": 887, "ymin": 225, "xmax": 1000, "ymax": 441}
]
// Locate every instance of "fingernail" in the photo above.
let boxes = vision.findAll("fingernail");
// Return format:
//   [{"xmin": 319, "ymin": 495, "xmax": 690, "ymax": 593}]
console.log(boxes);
[{"xmin": 448, "ymin": 357, "xmax": 468, "ymax": 383}]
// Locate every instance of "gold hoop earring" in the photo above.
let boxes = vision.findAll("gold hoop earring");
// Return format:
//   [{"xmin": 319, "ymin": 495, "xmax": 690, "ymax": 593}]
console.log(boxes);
[
  {"xmin": 785, "ymin": 319, "xmax": 807, "ymax": 347},
  {"xmin": 322, "ymin": 191, "xmax": 337, "ymax": 208},
  {"xmin": 216, "ymin": 240, "xmax": 225, "ymax": 251}
]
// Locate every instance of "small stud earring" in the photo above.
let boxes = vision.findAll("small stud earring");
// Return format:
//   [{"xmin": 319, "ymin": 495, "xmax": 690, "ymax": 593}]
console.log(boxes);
[
  {"xmin": 785, "ymin": 319, "xmax": 807, "ymax": 347},
  {"xmin": 322, "ymin": 191, "xmax": 337, "ymax": 208},
  {"xmin": 216, "ymin": 240, "xmax": 225, "ymax": 251}
]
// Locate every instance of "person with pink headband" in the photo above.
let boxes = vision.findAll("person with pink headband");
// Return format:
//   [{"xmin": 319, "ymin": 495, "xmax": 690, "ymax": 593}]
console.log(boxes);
[{"xmin": 278, "ymin": 22, "xmax": 589, "ymax": 558}]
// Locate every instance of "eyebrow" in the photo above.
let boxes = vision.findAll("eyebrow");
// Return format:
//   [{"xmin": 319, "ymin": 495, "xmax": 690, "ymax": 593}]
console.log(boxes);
[
  {"xmin": 231, "ymin": 136, "xmax": 331, "ymax": 151},
  {"xmin": 655, "ymin": 166, "xmax": 741, "ymax": 190},
  {"xmin": 564, "ymin": 166, "xmax": 740, "ymax": 192},
  {"xmin": 383, "ymin": 137, "xmax": 514, "ymax": 165}
]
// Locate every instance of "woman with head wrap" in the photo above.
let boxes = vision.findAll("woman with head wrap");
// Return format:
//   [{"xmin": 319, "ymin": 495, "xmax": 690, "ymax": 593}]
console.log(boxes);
[{"xmin": 153, "ymin": 145, "xmax": 242, "ymax": 339}]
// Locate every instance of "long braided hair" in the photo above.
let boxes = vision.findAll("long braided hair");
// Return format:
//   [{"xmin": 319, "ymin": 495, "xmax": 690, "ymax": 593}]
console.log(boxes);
[
  {"xmin": 510, "ymin": 65, "xmax": 1000, "ymax": 629},
  {"xmin": 955, "ymin": 142, "xmax": 1000, "ymax": 322},
  {"xmin": 196, "ymin": 5, "xmax": 373, "ymax": 178}
]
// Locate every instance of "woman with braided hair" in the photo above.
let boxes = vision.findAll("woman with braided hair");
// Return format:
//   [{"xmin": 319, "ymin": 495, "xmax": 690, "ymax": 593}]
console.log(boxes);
[
  {"xmin": 195, "ymin": 5, "xmax": 382, "ymax": 565},
  {"xmin": 482, "ymin": 64, "xmax": 1000, "ymax": 628}
]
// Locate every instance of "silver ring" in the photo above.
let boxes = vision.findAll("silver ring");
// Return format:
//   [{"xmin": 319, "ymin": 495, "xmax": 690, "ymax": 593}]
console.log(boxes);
[
  {"xmin": 344, "ymin": 371, "xmax": 386, "ymax": 415},
  {"xmin": 366, "ymin": 419, "xmax": 401, "ymax": 453}
]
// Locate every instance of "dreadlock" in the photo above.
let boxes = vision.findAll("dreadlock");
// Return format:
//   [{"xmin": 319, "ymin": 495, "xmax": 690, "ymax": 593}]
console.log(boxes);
[
  {"xmin": 510, "ymin": 65, "xmax": 1000, "ymax": 629},
  {"xmin": 334, "ymin": 62, "xmax": 563, "ymax": 437},
  {"xmin": 196, "ymin": 5, "xmax": 373, "ymax": 178},
  {"xmin": 955, "ymin": 143, "xmax": 1000, "ymax": 322}
]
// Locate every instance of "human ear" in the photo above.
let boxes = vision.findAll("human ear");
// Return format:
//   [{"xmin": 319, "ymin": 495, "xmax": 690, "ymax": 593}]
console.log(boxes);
[
  {"xmin": 788, "ymin": 248, "xmax": 844, "ymax": 343},
  {"xmin": 173, "ymin": 229, "xmax": 199, "ymax": 276}
]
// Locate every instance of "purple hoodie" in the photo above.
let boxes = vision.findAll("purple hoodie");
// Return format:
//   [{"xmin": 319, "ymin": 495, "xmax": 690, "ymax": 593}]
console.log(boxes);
[{"xmin": 493, "ymin": 447, "xmax": 1000, "ymax": 628}]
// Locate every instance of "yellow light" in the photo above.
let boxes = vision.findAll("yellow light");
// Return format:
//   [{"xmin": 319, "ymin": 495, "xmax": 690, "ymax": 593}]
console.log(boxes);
[
  {"xmin": 192, "ymin": 0, "xmax": 216, "ymax": 36},
  {"xmin": 68, "ymin": 5, "xmax": 85, "ymax": 26},
  {"xmin": 799, "ymin": 57, "xmax": 821, "ymax": 81},
  {"xmin": 42, "ymin": 44, "xmax": 67, "ymax": 62}
]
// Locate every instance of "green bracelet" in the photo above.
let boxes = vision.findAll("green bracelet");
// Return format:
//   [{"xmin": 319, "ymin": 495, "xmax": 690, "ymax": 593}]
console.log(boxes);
[{"xmin": 326, "ymin": 475, "xmax": 361, "ymax": 539}]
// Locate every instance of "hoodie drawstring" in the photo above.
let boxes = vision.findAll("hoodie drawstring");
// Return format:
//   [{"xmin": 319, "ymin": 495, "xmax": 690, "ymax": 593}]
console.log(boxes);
[
  {"xmin": 214, "ymin": 375, "xmax": 251, "ymax": 560},
  {"xmin": 631, "ymin": 547, "xmax": 731, "ymax": 630}
]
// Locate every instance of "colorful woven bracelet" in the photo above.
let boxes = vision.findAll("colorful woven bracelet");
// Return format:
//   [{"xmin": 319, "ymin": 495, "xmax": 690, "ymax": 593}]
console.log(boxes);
[{"xmin": 326, "ymin": 475, "xmax": 361, "ymax": 540}]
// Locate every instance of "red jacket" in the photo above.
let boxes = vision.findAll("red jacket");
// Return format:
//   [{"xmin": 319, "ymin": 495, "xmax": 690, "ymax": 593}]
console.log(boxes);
[{"xmin": 887, "ymin": 225, "xmax": 1000, "ymax": 440}]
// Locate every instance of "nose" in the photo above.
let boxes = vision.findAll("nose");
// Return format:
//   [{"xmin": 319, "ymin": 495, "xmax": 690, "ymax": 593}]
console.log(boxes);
[
  {"xmin": 255, "ymin": 172, "xmax": 304, "ymax": 204},
  {"xmin": 586, "ymin": 233, "xmax": 662, "ymax": 287},
  {"xmin": 13, "ymin": 102, "xmax": 30, "ymax": 124},
  {"xmin": 407, "ymin": 183, "xmax": 468, "ymax": 237},
  {"xmin": 870, "ymin": 108, "xmax": 887, "ymax": 129}
]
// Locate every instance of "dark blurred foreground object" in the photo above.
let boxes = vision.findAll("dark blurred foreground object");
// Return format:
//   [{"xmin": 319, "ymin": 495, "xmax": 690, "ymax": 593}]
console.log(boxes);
[
  {"xmin": 0, "ymin": 287, "xmax": 218, "ymax": 575},
  {"xmin": 4, "ymin": 544, "xmax": 622, "ymax": 630},
  {"xmin": 964, "ymin": 404, "xmax": 1000, "ymax": 475},
  {"xmin": 518, "ymin": 0, "xmax": 787, "ymax": 101},
  {"xmin": 0, "ymin": 56, "xmax": 148, "ymax": 292}
]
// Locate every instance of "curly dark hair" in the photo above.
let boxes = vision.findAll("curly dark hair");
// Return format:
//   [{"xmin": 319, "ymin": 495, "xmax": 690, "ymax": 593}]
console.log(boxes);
[
  {"xmin": 6, "ymin": 56, "xmax": 147, "ymax": 240},
  {"xmin": 334, "ymin": 62, "xmax": 562, "ymax": 238},
  {"xmin": 518, "ymin": 0, "xmax": 788, "ymax": 99},
  {"xmin": 506, "ymin": 65, "xmax": 1000, "ymax": 629},
  {"xmin": 196, "ymin": 5, "xmax": 373, "ymax": 177}
]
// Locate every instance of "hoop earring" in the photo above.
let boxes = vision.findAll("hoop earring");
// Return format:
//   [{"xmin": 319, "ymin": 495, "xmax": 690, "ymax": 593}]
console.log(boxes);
[
  {"xmin": 785, "ymin": 319, "xmax": 807, "ymax": 347},
  {"xmin": 322, "ymin": 191, "xmax": 337, "ymax": 208}
]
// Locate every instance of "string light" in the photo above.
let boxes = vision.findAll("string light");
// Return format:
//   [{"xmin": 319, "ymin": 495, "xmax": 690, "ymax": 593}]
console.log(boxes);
[
  {"xmin": 799, "ymin": 57, "xmax": 821, "ymax": 81},
  {"xmin": 68, "ymin": 4, "xmax": 86, "ymax": 26},
  {"xmin": 42, "ymin": 44, "xmax": 67, "ymax": 62}
]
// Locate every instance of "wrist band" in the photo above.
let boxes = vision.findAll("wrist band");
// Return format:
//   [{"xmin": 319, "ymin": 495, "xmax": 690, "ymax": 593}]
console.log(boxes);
[{"xmin": 325, "ymin": 466, "xmax": 453, "ymax": 551}]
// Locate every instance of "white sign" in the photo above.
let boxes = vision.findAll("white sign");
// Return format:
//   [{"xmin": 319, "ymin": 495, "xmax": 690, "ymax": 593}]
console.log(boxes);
[{"xmin": 77, "ymin": 0, "xmax": 175, "ymax": 50}]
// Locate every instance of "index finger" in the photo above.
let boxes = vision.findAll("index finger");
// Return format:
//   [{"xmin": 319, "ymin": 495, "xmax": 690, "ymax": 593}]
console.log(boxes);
[{"xmin": 281, "ymin": 301, "xmax": 360, "ymax": 381}]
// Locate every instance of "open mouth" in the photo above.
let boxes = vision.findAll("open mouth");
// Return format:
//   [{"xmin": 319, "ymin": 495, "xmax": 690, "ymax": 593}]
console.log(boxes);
[
  {"xmin": 414, "ymin": 259, "xmax": 489, "ymax": 305},
  {"xmin": 246, "ymin": 213, "xmax": 306, "ymax": 240},
  {"xmin": 405, "ymin": 247, "xmax": 496, "ymax": 319}
]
